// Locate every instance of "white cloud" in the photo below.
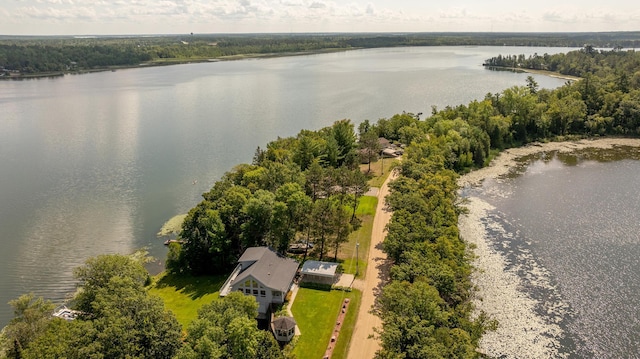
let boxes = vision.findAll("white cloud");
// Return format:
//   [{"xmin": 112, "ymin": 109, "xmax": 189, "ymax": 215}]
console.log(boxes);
[
  {"xmin": 309, "ymin": 1, "xmax": 326, "ymax": 9},
  {"xmin": 12, "ymin": 5, "xmax": 97, "ymax": 21},
  {"xmin": 542, "ymin": 11, "xmax": 577, "ymax": 23},
  {"xmin": 365, "ymin": 3, "xmax": 374, "ymax": 15},
  {"xmin": 439, "ymin": 7, "xmax": 467, "ymax": 19},
  {"xmin": 1, "ymin": 0, "xmax": 639, "ymax": 34}
]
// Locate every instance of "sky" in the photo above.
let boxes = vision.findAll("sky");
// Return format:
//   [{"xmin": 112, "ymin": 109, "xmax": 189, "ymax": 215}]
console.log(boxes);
[{"xmin": 1, "ymin": 0, "xmax": 639, "ymax": 36}]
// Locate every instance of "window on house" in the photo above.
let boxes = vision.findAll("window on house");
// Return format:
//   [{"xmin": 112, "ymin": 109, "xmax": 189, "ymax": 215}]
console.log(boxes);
[
  {"xmin": 252, "ymin": 280, "xmax": 258, "ymax": 288},
  {"xmin": 245, "ymin": 289, "xmax": 251, "ymax": 294},
  {"xmin": 253, "ymin": 289, "xmax": 258, "ymax": 295},
  {"xmin": 244, "ymin": 280, "xmax": 251, "ymax": 287},
  {"xmin": 260, "ymin": 290, "xmax": 266, "ymax": 297},
  {"xmin": 273, "ymin": 291, "xmax": 281, "ymax": 297}
]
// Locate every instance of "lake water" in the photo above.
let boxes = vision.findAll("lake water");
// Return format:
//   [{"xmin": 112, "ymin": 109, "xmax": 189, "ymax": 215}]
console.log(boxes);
[
  {"xmin": 0, "ymin": 46, "xmax": 571, "ymax": 326},
  {"xmin": 466, "ymin": 147, "xmax": 640, "ymax": 358}
]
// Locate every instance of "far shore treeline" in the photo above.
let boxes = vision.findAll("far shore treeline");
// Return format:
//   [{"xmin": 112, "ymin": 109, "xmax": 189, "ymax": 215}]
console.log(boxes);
[
  {"xmin": 2, "ymin": 45, "xmax": 640, "ymax": 358},
  {"xmin": 2, "ymin": 31, "xmax": 640, "ymax": 77}
]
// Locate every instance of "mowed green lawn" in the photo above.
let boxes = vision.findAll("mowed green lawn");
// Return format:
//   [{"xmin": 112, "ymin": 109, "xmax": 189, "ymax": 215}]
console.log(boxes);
[
  {"xmin": 340, "ymin": 196, "xmax": 377, "ymax": 278},
  {"xmin": 291, "ymin": 288, "xmax": 361, "ymax": 359},
  {"xmin": 361, "ymin": 158, "xmax": 397, "ymax": 188},
  {"xmin": 148, "ymin": 273, "xmax": 226, "ymax": 329}
]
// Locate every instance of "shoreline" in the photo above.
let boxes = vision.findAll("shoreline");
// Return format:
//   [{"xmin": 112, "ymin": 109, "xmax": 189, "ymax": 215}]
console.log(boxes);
[
  {"xmin": 3, "ymin": 47, "xmax": 580, "ymax": 81},
  {"xmin": 0, "ymin": 47, "xmax": 358, "ymax": 80},
  {"xmin": 457, "ymin": 137, "xmax": 640, "ymax": 358},
  {"xmin": 483, "ymin": 65, "xmax": 581, "ymax": 82}
]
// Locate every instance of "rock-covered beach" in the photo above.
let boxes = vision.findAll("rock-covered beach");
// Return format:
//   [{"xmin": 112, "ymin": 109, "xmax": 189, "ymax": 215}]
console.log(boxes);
[{"xmin": 458, "ymin": 138, "xmax": 640, "ymax": 358}]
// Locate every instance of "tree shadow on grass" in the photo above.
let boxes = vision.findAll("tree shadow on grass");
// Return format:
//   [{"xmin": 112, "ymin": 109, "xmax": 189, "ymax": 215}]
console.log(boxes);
[
  {"xmin": 154, "ymin": 273, "xmax": 227, "ymax": 300},
  {"xmin": 298, "ymin": 282, "xmax": 332, "ymax": 292}
]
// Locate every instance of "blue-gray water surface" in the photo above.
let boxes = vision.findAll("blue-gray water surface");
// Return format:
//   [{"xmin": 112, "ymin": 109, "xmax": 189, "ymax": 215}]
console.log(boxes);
[
  {"xmin": 474, "ymin": 148, "xmax": 640, "ymax": 358},
  {"xmin": 0, "ymin": 46, "xmax": 571, "ymax": 326}
]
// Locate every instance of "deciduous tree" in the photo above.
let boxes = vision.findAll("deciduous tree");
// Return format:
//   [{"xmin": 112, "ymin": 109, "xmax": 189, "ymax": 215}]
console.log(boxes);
[
  {"xmin": 0, "ymin": 294, "xmax": 54, "ymax": 359},
  {"xmin": 177, "ymin": 292, "xmax": 283, "ymax": 359}
]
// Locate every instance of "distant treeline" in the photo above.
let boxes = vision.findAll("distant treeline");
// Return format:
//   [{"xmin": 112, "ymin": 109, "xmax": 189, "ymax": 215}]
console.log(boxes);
[
  {"xmin": 0, "ymin": 43, "xmax": 153, "ymax": 73},
  {"xmin": 2, "ymin": 32, "xmax": 640, "ymax": 75},
  {"xmin": 484, "ymin": 45, "xmax": 640, "ymax": 79}
]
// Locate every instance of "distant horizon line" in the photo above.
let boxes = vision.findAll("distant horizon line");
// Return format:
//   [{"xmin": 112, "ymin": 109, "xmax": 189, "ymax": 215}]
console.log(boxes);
[{"xmin": 2, "ymin": 30, "xmax": 640, "ymax": 38}]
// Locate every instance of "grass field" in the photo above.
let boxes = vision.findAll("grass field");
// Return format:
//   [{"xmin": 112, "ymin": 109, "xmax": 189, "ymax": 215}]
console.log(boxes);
[
  {"xmin": 148, "ymin": 272, "xmax": 226, "ymax": 329},
  {"xmin": 361, "ymin": 158, "xmax": 398, "ymax": 188},
  {"xmin": 355, "ymin": 195, "xmax": 377, "ymax": 216},
  {"xmin": 339, "ymin": 196, "xmax": 377, "ymax": 278},
  {"xmin": 291, "ymin": 288, "xmax": 362, "ymax": 359},
  {"xmin": 150, "ymin": 273, "xmax": 362, "ymax": 358}
]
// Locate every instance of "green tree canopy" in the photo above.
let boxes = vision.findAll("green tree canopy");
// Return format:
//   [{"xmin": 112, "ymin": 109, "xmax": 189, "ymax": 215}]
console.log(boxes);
[
  {"xmin": 73, "ymin": 253, "xmax": 150, "ymax": 314},
  {"xmin": 0, "ymin": 294, "xmax": 54, "ymax": 359},
  {"xmin": 177, "ymin": 292, "xmax": 283, "ymax": 359}
]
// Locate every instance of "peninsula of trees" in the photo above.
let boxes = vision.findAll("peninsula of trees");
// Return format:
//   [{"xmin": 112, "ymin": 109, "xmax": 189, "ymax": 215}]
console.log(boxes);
[
  {"xmin": 165, "ymin": 45, "xmax": 640, "ymax": 357},
  {"xmin": 2, "ymin": 46, "xmax": 640, "ymax": 358}
]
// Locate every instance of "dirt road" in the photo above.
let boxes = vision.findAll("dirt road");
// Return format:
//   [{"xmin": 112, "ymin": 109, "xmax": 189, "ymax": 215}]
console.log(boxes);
[{"xmin": 346, "ymin": 170, "xmax": 397, "ymax": 359}]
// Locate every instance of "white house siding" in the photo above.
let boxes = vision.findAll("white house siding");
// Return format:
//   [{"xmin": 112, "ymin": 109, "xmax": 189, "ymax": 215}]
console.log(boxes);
[{"xmin": 231, "ymin": 275, "xmax": 274, "ymax": 313}]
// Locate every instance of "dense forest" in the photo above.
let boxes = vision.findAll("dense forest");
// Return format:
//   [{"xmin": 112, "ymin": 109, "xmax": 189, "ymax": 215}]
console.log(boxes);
[
  {"xmin": 3, "ymin": 46, "xmax": 640, "ymax": 358},
  {"xmin": 2, "ymin": 31, "xmax": 640, "ymax": 76},
  {"xmin": 166, "ymin": 119, "xmax": 371, "ymax": 276},
  {"xmin": 484, "ymin": 44, "xmax": 640, "ymax": 78},
  {"xmin": 372, "ymin": 47, "xmax": 640, "ymax": 358}
]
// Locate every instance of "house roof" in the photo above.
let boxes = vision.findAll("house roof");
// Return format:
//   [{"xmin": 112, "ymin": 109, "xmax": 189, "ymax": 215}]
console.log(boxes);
[
  {"xmin": 238, "ymin": 246, "xmax": 269, "ymax": 263},
  {"xmin": 300, "ymin": 260, "xmax": 338, "ymax": 278},
  {"xmin": 272, "ymin": 316, "xmax": 296, "ymax": 330},
  {"xmin": 234, "ymin": 247, "xmax": 299, "ymax": 293},
  {"xmin": 378, "ymin": 137, "xmax": 391, "ymax": 148}
]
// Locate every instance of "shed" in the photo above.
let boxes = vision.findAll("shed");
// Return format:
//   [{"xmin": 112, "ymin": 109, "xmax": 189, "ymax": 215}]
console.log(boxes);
[{"xmin": 300, "ymin": 260, "xmax": 338, "ymax": 285}]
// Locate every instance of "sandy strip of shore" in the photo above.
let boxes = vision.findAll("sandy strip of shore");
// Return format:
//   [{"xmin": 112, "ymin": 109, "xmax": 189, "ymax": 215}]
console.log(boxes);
[{"xmin": 458, "ymin": 137, "xmax": 640, "ymax": 358}]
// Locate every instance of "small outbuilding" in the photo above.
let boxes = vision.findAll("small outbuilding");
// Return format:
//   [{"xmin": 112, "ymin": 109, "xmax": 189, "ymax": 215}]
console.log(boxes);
[
  {"xmin": 300, "ymin": 260, "xmax": 338, "ymax": 285},
  {"xmin": 271, "ymin": 316, "xmax": 297, "ymax": 343}
]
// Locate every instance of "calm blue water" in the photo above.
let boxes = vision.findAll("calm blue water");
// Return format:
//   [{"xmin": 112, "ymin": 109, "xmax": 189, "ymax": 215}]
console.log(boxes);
[{"xmin": 0, "ymin": 46, "xmax": 570, "ymax": 326}]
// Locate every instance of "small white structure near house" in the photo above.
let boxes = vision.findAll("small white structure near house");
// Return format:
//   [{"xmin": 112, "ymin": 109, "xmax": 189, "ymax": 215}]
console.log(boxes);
[
  {"xmin": 300, "ymin": 260, "xmax": 339, "ymax": 285},
  {"xmin": 219, "ymin": 247, "xmax": 299, "ymax": 319},
  {"xmin": 52, "ymin": 306, "xmax": 81, "ymax": 321},
  {"xmin": 382, "ymin": 148, "xmax": 401, "ymax": 158},
  {"xmin": 377, "ymin": 137, "xmax": 404, "ymax": 158}
]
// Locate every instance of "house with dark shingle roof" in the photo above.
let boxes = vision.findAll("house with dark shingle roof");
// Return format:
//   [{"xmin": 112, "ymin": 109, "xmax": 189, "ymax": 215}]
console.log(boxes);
[{"xmin": 219, "ymin": 247, "xmax": 299, "ymax": 318}]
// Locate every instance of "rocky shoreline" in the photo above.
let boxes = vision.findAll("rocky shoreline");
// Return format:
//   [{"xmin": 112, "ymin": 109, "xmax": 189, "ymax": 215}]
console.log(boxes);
[{"xmin": 458, "ymin": 137, "xmax": 640, "ymax": 358}]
